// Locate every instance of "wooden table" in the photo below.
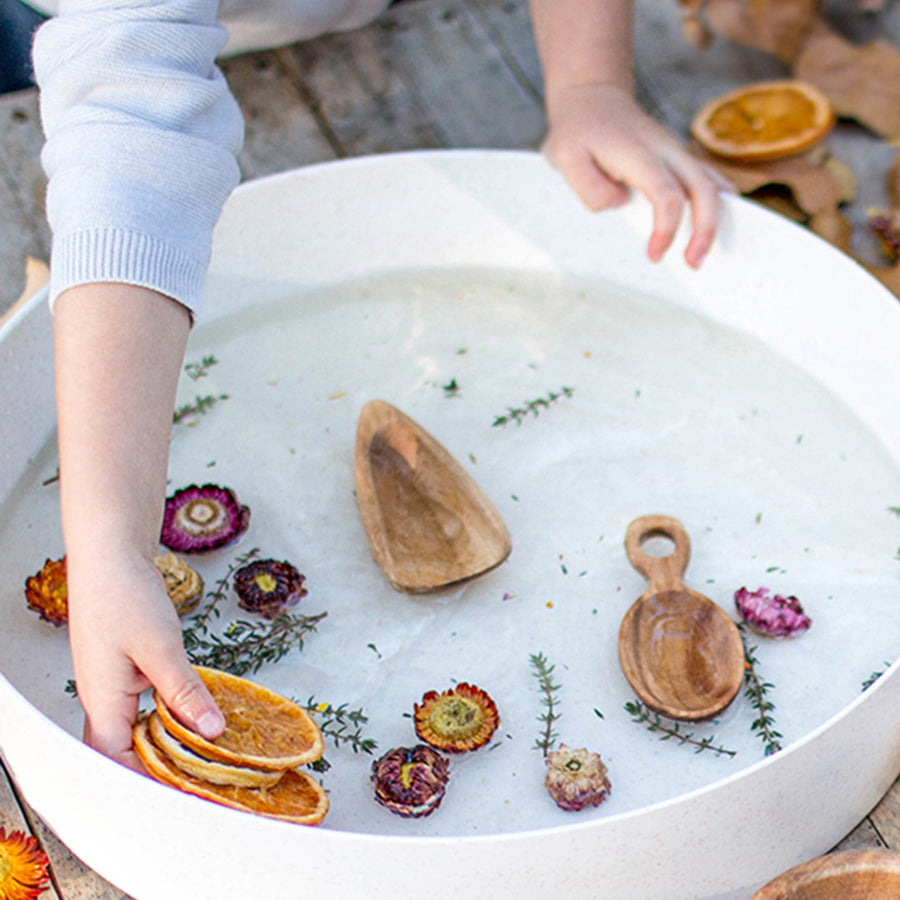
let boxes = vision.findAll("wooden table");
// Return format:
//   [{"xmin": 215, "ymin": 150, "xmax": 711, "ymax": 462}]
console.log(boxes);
[{"xmin": 2, "ymin": 1, "xmax": 900, "ymax": 896}]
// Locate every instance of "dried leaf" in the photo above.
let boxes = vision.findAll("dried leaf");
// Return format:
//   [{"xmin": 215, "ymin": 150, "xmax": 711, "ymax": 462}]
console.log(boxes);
[
  {"xmin": 691, "ymin": 143, "xmax": 843, "ymax": 216},
  {"xmin": 887, "ymin": 151, "xmax": 900, "ymax": 208},
  {"xmin": 794, "ymin": 30, "xmax": 900, "ymax": 138},
  {"xmin": 809, "ymin": 207, "xmax": 854, "ymax": 252},
  {"xmin": 748, "ymin": 186, "xmax": 807, "ymax": 221},
  {"xmin": 702, "ymin": 0, "xmax": 822, "ymax": 63}
]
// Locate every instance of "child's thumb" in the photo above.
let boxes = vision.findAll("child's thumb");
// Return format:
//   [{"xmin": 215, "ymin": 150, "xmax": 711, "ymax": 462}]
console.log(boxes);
[{"xmin": 152, "ymin": 663, "xmax": 225, "ymax": 740}]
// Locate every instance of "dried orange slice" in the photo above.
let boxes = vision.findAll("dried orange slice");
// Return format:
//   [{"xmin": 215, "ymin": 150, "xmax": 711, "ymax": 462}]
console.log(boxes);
[
  {"xmin": 133, "ymin": 717, "xmax": 329, "ymax": 825},
  {"xmin": 147, "ymin": 711, "xmax": 284, "ymax": 788},
  {"xmin": 691, "ymin": 80, "xmax": 835, "ymax": 163},
  {"xmin": 153, "ymin": 667, "xmax": 324, "ymax": 771}
]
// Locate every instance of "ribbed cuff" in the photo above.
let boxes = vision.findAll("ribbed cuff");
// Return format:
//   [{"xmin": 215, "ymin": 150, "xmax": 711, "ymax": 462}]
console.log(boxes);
[{"xmin": 48, "ymin": 227, "xmax": 207, "ymax": 319}]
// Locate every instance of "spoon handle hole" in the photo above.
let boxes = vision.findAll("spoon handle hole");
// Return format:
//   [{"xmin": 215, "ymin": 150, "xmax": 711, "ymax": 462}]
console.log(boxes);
[{"xmin": 625, "ymin": 515, "xmax": 692, "ymax": 590}]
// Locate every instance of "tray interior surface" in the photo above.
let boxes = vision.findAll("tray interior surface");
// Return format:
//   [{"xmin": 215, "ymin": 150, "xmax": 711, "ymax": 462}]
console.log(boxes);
[{"xmin": 2, "ymin": 261, "xmax": 899, "ymax": 838}]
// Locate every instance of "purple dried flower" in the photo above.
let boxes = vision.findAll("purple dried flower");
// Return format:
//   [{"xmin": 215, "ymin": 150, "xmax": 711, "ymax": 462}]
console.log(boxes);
[
  {"xmin": 544, "ymin": 744, "xmax": 611, "ymax": 812},
  {"xmin": 233, "ymin": 559, "xmax": 307, "ymax": 619},
  {"xmin": 734, "ymin": 586, "xmax": 811, "ymax": 637},
  {"xmin": 371, "ymin": 745, "xmax": 450, "ymax": 818},
  {"xmin": 160, "ymin": 484, "xmax": 250, "ymax": 554}
]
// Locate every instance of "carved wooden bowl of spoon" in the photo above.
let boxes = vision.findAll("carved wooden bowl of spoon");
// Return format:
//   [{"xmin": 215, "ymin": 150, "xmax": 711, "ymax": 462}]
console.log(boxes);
[
  {"xmin": 354, "ymin": 399, "xmax": 511, "ymax": 593},
  {"xmin": 618, "ymin": 514, "xmax": 744, "ymax": 721},
  {"xmin": 749, "ymin": 850, "xmax": 900, "ymax": 899}
]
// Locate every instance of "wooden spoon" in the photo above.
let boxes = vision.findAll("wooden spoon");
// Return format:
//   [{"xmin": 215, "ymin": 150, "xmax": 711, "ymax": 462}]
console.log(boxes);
[
  {"xmin": 354, "ymin": 399, "xmax": 511, "ymax": 593},
  {"xmin": 618, "ymin": 514, "xmax": 744, "ymax": 721},
  {"xmin": 750, "ymin": 850, "xmax": 900, "ymax": 899}
]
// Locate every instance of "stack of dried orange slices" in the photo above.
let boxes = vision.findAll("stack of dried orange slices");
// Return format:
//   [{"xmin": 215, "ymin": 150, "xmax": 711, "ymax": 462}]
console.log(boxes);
[{"xmin": 133, "ymin": 666, "xmax": 328, "ymax": 825}]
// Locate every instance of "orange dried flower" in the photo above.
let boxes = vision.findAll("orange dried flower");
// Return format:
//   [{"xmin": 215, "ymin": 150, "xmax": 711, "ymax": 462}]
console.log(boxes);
[
  {"xmin": 0, "ymin": 827, "xmax": 51, "ymax": 900},
  {"xmin": 413, "ymin": 683, "xmax": 499, "ymax": 753},
  {"xmin": 24, "ymin": 557, "xmax": 68, "ymax": 627}
]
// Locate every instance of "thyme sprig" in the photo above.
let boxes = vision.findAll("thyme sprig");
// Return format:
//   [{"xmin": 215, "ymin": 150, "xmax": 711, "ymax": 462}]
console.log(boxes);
[
  {"xmin": 303, "ymin": 698, "xmax": 377, "ymax": 755},
  {"xmin": 624, "ymin": 700, "xmax": 736, "ymax": 758},
  {"xmin": 181, "ymin": 548, "xmax": 260, "ymax": 650},
  {"xmin": 184, "ymin": 355, "xmax": 219, "ymax": 380},
  {"xmin": 530, "ymin": 652, "xmax": 563, "ymax": 757},
  {"xmin": 181, "ymin": 547, "xmax": 326, "ymax": 676},
  {"xmin": 173, "ymin": 393, "xmax": 229, "ymax": 424},
  {"xmin": 863, "ymin": 661, "xmax": 891, "ymax": 691},
  {"xmin": 738, "ymin": 624, "xmax": 783, "ymax": 756},
  {"xmin": 186, "ymin": 611, "xmax": 327, "ymax": 676},
  {"xmin": 492, "ymin": 386, "xmax": 575, "ymax": 428}
]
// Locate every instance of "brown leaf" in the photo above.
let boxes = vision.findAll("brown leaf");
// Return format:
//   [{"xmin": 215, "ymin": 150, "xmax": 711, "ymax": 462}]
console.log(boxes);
[
  {"xmin": 887, "ymin": 151, "xmax": 900, "ymax": 208},
  {"xmin": 794, "ymin": 30, "xmax": 900, "ymax": 138},
  {"xmin": 691, "ymin": 142, "xmax": 843, "ymax": 216},
  {"xmin": 809, "ymin": 207, "xmax": 854, "ymax": 252},
  {"xmin": 702, "ymin": 0, "xmax": 822, "ymax": 63}
]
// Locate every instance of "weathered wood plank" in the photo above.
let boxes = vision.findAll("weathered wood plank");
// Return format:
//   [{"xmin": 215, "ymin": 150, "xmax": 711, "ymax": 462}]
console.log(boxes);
[
  {"xmin": 463, "ymin": 0, "xmax": 544, "ymax": 103},
  {"xmin": 220, "ymin": 51, "xmax": 337, "ymax": 182},
  {"xmin": 869, "ymin": 776, "xmax": 900, "ymax": 848},
  {"xmin": 0, "ymin": 89, "xmax": 49, "ymax": 317},
  {"xmin": 379, "ymin": 0, "xmax": 544, "ymax": 149},
  {"xmin": 832, "ymin": 817, "xmax": 888, "ymax": 852},
  {"xmin": 282, "ymin": 0, "xmax": 544, "ymax": 157}
]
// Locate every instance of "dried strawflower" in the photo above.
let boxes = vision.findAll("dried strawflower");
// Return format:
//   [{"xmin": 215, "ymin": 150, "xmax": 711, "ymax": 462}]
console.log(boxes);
[
  {"xmin": 160, "ymin": 484, "xmax": 250, "ymax": 554},
  {"xmin": 869, "ymin": 208, "xmax": 900, "ymax": 262},
  {"xmin": 371, "ymin": 745, "xmax": 450, "ymax": 818},
  {"xmin": 414, "ymin": 683, "xmax": 499, "ymax": 753},
  {"xmin": 24, "ymin": 557, "xmax": 68, "ymax": 626},
  {"xmin": 154, "ymin": 551, "xmax": 205, "ymax": 615},
  {"xmin": 233, "ymin": 559, "xmax": 308, "ymax": 619},
  {"xmin": 544, "ymin": 744, "xmax": 611, "ymax": 812},
  {"xmin": 0, "ymin": 826, "xmax": 51, "ymax": 900},
  {"xmin": 734, "ymin": 586, "xmax": 811, "ymax": 637}
]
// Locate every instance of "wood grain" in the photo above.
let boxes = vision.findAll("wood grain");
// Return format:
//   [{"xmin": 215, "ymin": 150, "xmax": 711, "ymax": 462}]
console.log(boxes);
[
  {"xmin": 354, "ymin": 399, "xmax": 511, "ymax": 593},
  {"xmin": 618, "ymin": 514, "xmax": 745, "ymax": 721}
]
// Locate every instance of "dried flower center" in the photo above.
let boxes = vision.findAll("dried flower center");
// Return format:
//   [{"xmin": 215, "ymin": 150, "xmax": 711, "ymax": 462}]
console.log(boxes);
[
  {"xmin": 565, "ymin": 757, "xmax": 583, "ymax": 773},
  {"xmin": 428, "ymin": 696, "xmax": 483, "ymax": 739},
  {"xmin": 254, "ymin": 572, "xmax": 278, "ymax": 594},
  {"xmin": 187, "ymin": 500, "xmax": 217, "ymax": 525},
  {"xmin": 399, "ymin": 761, "xmax": 416, "ymax": 790}
]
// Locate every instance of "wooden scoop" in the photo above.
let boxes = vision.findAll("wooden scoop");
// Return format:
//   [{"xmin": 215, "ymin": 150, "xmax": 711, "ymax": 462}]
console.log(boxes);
[
  {"xmin": 618, "ymin": 515, "xmax": 744, "ymax": 721},
  {"xmin": 354, "ymin": 400, "xmax": 511, "ymax": 593}
]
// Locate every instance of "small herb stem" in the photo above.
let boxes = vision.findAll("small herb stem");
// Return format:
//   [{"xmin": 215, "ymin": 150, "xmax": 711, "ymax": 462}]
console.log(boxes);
[
  {"xmin": 738, "ymin": 624, "xmax": 783, "ymax": 756},
  {"xmin": 493, "ymin": 387, "xmax": 575, "ymax": 428},
  {"xmin": 624, "ymin": 699, "xmax": 736, "ymax": 758},
  {"xmin": 530, "ymin": 652, "xmax": 562, "ymax": 757}
]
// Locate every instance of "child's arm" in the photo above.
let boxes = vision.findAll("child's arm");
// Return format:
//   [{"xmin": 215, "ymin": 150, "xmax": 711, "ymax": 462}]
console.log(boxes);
[
  {"xmin": 528, "ymin": 0, "xmax": 729, "ymax": 268},
  {"xmin": 33, "ymin": 0, "xmax": 246, "ymax": 762},
  {"xmin": 54, "ymin": 283, "xmax": 225, "ymax": 768}
]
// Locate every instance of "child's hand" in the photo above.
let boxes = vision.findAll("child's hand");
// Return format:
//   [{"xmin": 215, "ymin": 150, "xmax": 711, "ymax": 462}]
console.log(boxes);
[
  {"xmin": 66, "ymin": 546, "xmax": 225, "ymax": 770},
  {"xmin": 541, "ymin": 83, "xmax": 733, "ymax": 268}
]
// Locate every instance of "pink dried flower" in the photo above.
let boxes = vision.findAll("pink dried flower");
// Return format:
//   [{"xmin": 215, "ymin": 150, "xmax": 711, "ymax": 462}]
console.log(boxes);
[
  {"xmin": 233, "ymin": 559, "xmax": 307, "ymax": 619},
  {"xmin": 869, "ymin": 208, "xmax": 900, "ymax": 262},
  {"xmin": 160, "ymin": 484, "xmax": 250, "ymax": 553},
  {"xmin": 371, "ymin": 745, "xmax": 450, "ymax": 818},
  {"xmin": 544, "ymin": 744, "xmax": 611, "ymax": 812},
  {"xmin": 734, "ymin": 586, "xmax": 811, "ymax": 637}
]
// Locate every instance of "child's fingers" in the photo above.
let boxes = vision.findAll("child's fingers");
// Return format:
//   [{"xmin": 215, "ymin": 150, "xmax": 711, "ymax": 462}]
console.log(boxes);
[
  {"xmin": 678, "ymin": 165, "xmax": 725, "ymax": 268},
  {"xmin": 140, "ymin": 654, "xmax": 226, "ymax": 740},
  {"xmin": 82, "ymin": 690, "xmax": 143, "ymax": 770},
  {"xmin": 543, "ymin": 139, "xmax": 630, "ymax": 211}
]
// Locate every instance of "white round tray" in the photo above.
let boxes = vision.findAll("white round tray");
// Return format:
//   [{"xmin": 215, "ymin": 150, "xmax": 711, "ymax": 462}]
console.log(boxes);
[{"xmin": 2, "ymin": 151, "xmax": 900, "ymax": 900}]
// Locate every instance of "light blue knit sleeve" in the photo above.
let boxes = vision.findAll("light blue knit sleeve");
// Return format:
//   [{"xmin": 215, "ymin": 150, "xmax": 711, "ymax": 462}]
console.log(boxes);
[{"xmin": 33, "ymin": 0, "xmax": 245, "ymax": 319}]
